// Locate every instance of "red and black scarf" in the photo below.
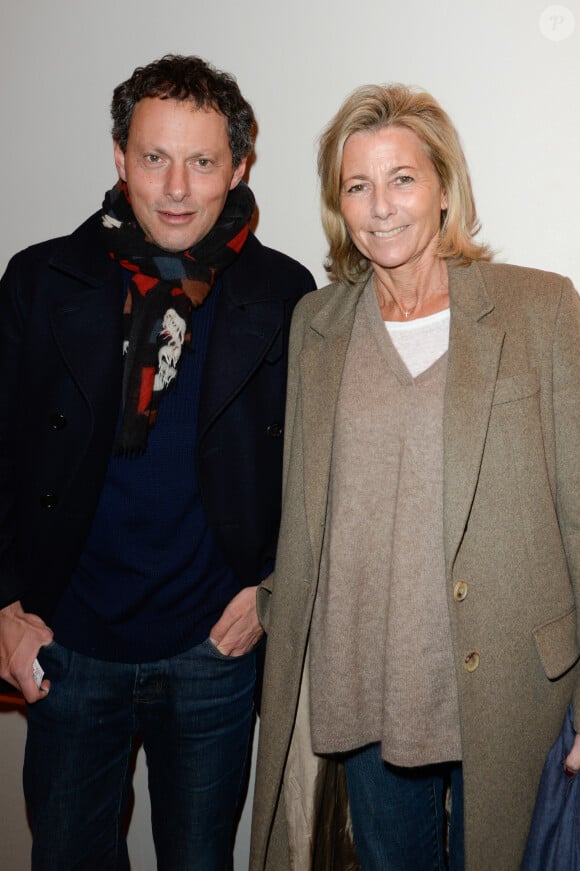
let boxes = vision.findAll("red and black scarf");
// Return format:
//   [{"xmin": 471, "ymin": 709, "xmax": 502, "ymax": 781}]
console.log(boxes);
[{"xmin": 101, "ymin": 179, "xmax": 255, "ymax": 456}]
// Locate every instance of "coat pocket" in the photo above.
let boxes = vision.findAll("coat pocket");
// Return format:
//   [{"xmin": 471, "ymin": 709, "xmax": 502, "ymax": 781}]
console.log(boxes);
[
  {"xmin": 533, "ymin": 607, "xmax": 579, "ymax": 680},
  {"xmin": 492, "ymin": 371, "xmax": 539, "ymax": 405}
]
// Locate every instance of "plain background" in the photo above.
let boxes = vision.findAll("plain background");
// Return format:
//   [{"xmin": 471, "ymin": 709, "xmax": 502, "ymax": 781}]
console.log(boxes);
[{"xmin": 1, "ymin": 0, "xmax": 579, "ymax": 867}]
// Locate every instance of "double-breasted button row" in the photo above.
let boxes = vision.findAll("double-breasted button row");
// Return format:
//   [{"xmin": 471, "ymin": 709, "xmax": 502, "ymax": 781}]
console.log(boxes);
[
  {"xmin": 43, "ymin": 412, "xmax": 66, "ymax": 507},
  {"xmin": 40, "ymin": 492, "xmax": 58, "ymax": 509},
  {"xmin": 267, "ymin": 422, "xmax": 283, "ymax": 438},
  {"xmin": 49, "ymin": 412, "xmax": 67, "ymax": 430}
]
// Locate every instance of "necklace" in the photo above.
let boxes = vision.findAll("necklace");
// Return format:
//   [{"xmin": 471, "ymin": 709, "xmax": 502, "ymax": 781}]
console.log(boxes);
[
  {"xmin": 376, "ymin": 288, "xmax": 418, "ymax": 320},
  {"xmin": 373, "ymin": 268, "xmax": 449, "ymax": 321}
]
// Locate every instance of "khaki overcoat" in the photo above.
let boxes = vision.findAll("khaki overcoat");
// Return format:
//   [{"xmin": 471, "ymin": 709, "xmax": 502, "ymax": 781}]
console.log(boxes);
[{"xmin": 251, "ymin": 260, "xmax": 580, "ymax": 871}]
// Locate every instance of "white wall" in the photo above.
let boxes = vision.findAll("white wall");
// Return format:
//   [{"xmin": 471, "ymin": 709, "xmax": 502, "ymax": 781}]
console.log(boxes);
[{"xmin": 1, "ymin": 0, "xmax": 579, "ymax": 867}]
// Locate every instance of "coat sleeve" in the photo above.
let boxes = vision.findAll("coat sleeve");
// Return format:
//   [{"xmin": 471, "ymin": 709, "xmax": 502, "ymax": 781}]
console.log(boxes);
[
  {"xmin": 0, "ymin": 253, "xmax": 31, "ymax": 607},
  {"xmin": 552, "ymin": 280, "xmax": 580, "ymax": 728}
]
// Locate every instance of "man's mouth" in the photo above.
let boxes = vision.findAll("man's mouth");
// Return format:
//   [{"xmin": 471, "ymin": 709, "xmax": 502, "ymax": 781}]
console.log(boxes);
[{"xmin": 158, "ymin": 211, "xmax": 194, "ymax": 223}]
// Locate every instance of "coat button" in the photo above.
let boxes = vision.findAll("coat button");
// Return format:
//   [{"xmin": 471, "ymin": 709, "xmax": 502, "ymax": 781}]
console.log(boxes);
[
  {"xmin": 453, "ymin": 581, "xmax": 468, "ymax": 602},
  {"xmin": 40, "ymin": 492, "xmax": 58, "ymax": 509},
  {"xmin": 49, "ymin": 412, "xmax": 67, "ymax": 430},
  {"xmin": 267, "ymin": 422, "xmax": 283, "ymax": 438},
  {"xmin": 464, "ymin": 652, "xmax": 480, "ymax": 673}
]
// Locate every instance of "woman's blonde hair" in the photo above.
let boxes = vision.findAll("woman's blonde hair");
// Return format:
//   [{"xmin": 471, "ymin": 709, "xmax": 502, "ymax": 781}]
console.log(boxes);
[{"xmin": 318, "ymin": 83, "xmax": 490, "ymax": 283}]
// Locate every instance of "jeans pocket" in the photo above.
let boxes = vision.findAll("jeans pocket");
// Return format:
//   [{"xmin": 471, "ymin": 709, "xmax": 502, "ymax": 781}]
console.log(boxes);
[
  {"xmin": 36, "ymin": 640, "xmax": 71, "ymax": 688},
  {"xmin": 202, "ymin": 637, "xmax": 256, "ymax": 661}
]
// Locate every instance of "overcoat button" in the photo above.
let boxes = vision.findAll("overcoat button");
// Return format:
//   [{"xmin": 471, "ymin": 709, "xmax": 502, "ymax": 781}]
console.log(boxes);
[
  {"xmin": 453, "ymin": 581, "xmax": 468, "ymax": 602},
  {"xmin": 267, "ymin": 422, "xmax": 283, "ymax": 438},
  {"xmin": 40, "ymin": 492, "xmax": 58, "ymax": 509},
  {"xmin": 49, "ymin": 412, "xmax": 67, "ymax": 430},
  {"xmin": 464, "ymin": 652, "xmax": 480, "ymax": 673}
]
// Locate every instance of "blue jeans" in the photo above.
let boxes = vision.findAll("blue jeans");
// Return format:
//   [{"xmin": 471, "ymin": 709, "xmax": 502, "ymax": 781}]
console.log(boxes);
[
  {"xmin": 344, "ymin": 743, "xmax": 464, "ymax": 871},
  {"xmin": 24, "ymin": 639, "xmax": 256, "ymax": 871}
]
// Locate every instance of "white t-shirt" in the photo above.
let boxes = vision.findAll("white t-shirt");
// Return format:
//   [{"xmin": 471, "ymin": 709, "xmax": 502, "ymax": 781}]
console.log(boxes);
[{"xmin": 384, "ymin": 308, "xmax": 450, "ymax": 378}]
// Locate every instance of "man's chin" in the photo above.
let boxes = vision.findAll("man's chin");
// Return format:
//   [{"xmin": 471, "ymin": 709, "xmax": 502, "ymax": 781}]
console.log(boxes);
[{"xmin": 148, "ymin": 232, "xmax": 201, "ymax": 253}]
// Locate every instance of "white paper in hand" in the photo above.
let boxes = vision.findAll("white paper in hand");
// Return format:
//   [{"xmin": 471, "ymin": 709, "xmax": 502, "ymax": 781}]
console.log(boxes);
[{"xmin": 32, "ymin": 658, "xmax": 44, "ymax": 688}]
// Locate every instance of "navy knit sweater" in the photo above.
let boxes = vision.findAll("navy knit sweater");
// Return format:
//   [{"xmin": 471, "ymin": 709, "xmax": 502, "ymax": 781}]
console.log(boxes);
[{"xmin": 52, "ymin": 279, "xmax": 242, "ymax": 662}]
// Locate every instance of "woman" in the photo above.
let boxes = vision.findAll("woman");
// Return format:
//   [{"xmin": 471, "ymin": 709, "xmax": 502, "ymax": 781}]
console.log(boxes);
[{"xmin": 250, "ymin": 84, "xmax": 580, "ymax": 871}]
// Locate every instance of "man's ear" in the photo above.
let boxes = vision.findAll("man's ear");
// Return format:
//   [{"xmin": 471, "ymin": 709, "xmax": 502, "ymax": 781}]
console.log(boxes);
[
  {"xmin": 113, "ymin": 141, "xmax": 127, "ymax": 181},
  {"xmin": 229, "ymin": 156, "xmax": 248, "ymax": 190}
]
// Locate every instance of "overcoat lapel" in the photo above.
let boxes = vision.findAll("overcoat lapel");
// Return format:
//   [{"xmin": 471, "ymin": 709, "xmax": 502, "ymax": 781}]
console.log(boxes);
[
  {"xmin": 47, "ymin": 220, "xmax": 124, "ymax": 416},
  {"xmin": 300, "ymin": 284, "xmax": 364, "ymax": 565},
  {"xmin": 49, "ymin": 284, "xmax": 124, "ymax": 406},
  {"xmin": 198, "ymin": 237, "xmax": 284, "ymax": 439},
  {"xmin": 443, "ymin": 262, "xmax": 505, "ymax": 574},
  {"xmin": 295, "ymin": 264, "xmax": 506, "ymax": 578},
  {"xmin": 198, "ymin": 289, "xmax": 282, "ymax": 438}
]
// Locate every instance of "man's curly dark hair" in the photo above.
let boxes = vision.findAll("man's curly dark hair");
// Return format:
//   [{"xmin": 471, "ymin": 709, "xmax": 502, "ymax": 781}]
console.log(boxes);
[{"xmin": 111, "ymin": 54, "xmax": 255, "ymax": 167}]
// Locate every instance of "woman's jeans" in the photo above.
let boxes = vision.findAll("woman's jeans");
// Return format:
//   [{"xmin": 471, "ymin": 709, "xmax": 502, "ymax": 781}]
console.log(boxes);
[
  {"xmin": 24, "ymin": 639, "xmax": 256, "ymax": 871},
  {"xmin": 344, "ymin": 743, "xmax": 464, "ymax": 871}
]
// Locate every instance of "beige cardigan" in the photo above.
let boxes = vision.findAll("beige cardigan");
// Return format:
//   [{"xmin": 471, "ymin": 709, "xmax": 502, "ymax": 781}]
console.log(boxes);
[{"xmin": 251, "ymin": 260, "xmax": 580, "ymax": 871}]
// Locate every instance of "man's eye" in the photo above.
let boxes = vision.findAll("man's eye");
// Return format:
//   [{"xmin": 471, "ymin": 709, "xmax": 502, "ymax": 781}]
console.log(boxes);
[
  {"xmin": 145, "ymin": 154, "xmax": 161, "ymax": 164},
  {"xmin": 196, "ymin": 158, "xmax": 211, "ymax": 167}
]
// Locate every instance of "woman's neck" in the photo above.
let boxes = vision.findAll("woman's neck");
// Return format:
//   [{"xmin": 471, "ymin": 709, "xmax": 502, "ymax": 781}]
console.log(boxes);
[{"xmin": 373, "ymin": 257, "xmax": 449, "ymax": 322}]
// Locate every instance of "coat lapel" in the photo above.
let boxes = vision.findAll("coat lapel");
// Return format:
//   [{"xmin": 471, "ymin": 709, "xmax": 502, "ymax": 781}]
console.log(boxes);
[
  {"xmin": 198, "ymin": 288, "xmax": 282, "ymax": 438},
  {"xmin": 443, "ymin": 262, "xmax": 505, "ymax": 574},
  {"xmin": 300, "ymin": 283, "xmax": 364, "ymax": 565},
  {"xmin": 47, "ymin": 216, "xmax": 124, "ymax": 413},
  {"xmin": 49, "ymin": 284, "xmax": 124, "ymax": 405},
  {"xmin": 198, "ymin": 236, "xmax": 284, "ymax": 440},
  {"xmin": 297, "ymin": 265, "xmax": 505, "ymax": 578}
]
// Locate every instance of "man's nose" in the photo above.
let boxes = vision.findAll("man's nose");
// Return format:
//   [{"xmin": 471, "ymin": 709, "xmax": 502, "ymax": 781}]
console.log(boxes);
[{"xmin": 165, "ymin": 163, "xmax": 190, "ymax": 201}]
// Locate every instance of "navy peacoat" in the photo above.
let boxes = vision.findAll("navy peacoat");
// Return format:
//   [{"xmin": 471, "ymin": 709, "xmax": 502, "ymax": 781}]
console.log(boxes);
[{"xmin": 0, "ymin": 211, "xmax": 315, "ymax": 620}]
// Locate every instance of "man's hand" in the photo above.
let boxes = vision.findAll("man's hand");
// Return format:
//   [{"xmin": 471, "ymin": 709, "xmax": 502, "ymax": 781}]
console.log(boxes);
[
  {"xmin": 209, "ymin": 586, "xmax": 263, "ymax": 657},
  {"xmin": 564, "ymin": 732, "xmax": 580, "ymax": 775},
  {"xmin": 0, "ymin": 601, "xmax": 53, "ymax": 702}
]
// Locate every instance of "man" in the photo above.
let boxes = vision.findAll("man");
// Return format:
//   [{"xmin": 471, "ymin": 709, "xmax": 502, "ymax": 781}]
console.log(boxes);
[{"xmin": 0, "ymin": 55, "xmax": 315, "ymax": 870}]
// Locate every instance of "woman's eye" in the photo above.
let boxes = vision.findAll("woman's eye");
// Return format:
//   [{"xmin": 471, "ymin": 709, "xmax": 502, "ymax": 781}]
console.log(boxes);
[
  {"xmin": 395, "ymin": 175, "xmax": 413, "ymax": 185},
  {"xmin": 346, "ymin": 183, "xmax": 365, "ymax": 193}
]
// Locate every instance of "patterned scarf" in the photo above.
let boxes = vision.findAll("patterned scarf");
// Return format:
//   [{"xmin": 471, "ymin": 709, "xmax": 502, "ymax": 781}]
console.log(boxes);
[{"xmin": 101, "ymin": 179, "xmax": 255, "ymax": 456}]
